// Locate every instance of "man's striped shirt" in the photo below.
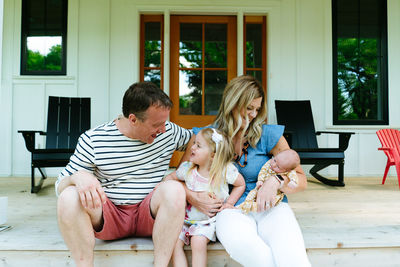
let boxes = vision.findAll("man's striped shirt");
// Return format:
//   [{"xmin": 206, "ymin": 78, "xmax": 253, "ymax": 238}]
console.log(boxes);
[{"xmin": 56, "ymin": 120, "xmax": 192, "ymax": 205}]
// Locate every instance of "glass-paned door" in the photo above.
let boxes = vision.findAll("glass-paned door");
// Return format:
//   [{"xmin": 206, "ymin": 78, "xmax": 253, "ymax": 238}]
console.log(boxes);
[
  {"xmin": 170, "ymin": 16, "xmax": 237, "ymax": 128},
  {"xmin": 244, "ymin": 16, "xmax": 267, "ymax": 91},
  {"xmin": 140, "ymin": 15, "xmax": 163, "ymax": 89}
]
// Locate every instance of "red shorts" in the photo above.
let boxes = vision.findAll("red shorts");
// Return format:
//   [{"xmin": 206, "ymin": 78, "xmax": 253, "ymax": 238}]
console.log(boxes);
[{"xmin": 94, "ymin": 191, "xmax": 155, "ymax": 240}]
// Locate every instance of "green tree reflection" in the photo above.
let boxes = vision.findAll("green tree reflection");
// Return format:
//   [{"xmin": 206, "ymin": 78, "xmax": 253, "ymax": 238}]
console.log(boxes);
[
  {"xmin": 27, "ymin": 44, "xmax": 62, "ymax": 71},
  {"xmin": 337, "ymin": 38, "xmax": 379, "ymax": 120}
]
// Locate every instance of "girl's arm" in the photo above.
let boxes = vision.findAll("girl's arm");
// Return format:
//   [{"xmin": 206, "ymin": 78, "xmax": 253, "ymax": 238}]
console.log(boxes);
[{"xmin": 220, "ymin": 173, "xmax": 246, "ymax": 210}]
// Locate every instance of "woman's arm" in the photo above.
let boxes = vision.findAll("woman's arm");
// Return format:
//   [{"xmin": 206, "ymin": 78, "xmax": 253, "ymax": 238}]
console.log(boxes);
[
  {"xmin": 179, "ymin": 135, "xmax": 223, "ymax": 217},
  {"xmin": 256, "ymin": 136, "xmax": 307, "ymax": 211},
  {"xmin": 269, "ymin": 136, "xmax": 307, "ymax": 194}
]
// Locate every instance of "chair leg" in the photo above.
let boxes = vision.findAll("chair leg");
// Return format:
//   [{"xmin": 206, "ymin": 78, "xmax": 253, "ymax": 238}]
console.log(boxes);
[
  {"xmin": 395, "ymin": 163, "xmax": 400, "ymax": 190},
  {"xmin": 31, "ymin": 166, "xmax": 46, "ymax": 194},
  {"xmin": 310, "ymin": 162, "xmax": 345, "ymax": 187},
  {"xmin": 382, "ymin": 162, "xmax": 391, "ymax": 185}
]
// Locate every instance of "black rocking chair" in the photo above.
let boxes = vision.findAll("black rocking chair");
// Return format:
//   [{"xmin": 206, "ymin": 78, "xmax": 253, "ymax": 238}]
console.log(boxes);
[
  {"xmin": 275, "ymin": 100, "xmax": 354, "ymax": 186},
  {"xmin": 18, "ymin": 96, "xmax": 91, "ymax": 193}
]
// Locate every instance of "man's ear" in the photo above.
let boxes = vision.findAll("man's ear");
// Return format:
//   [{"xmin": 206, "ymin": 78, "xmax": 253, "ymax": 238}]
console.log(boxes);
[{"xmin": 128, "ymin": 113, "xmax": 137, "ymax": 125}]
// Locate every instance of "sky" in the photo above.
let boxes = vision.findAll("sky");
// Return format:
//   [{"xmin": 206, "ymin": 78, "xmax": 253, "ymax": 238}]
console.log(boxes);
[{"xmin": 27, "ymin": 36, "xmax": 61, "ymax": 55}]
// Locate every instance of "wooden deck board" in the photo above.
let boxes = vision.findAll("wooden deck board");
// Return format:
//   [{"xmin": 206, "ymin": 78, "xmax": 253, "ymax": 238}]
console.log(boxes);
[{"xmin": 1, "ymin": 176, "xmax": 400, "ymax": 266}]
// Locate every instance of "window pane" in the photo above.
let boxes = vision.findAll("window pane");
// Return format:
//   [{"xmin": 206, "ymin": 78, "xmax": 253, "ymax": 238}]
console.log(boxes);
[
  {"xmin": 179, "ymin": 70, "xmax": 202, "ymax": 115},
  {"xmin": 246, "ymin": 24, "xmax": 263, "ymax": 68},
  {"xmin": 144, "ymin": 22, "xmax": 161, "ymax": 67},
  {"xmin": 334, "ymin": 0, "xmax": 387, "ymax": 123},
  {"xmin": 144, "ymin": 69, "xmax": 161, "ymax": 88},
  {"xmin": 205, "ymin": 71, "xmax": 226, "ymax": 115},
  {"xmin": 246, "ymin": 70, "xmax": 263, "ymax": 84},
  {"xmin": 21, "ymin": 0, "xmax": 67, "ymax": 75},
  {"xmin": 180, "ymin": 23, "xmax": 202, "ymax": 68},
  {"xmin": 26, "ymin": 36, "xmax": 62, "ymax": 71},
  {"xmin": 205, "ymin": 24, "xmax": 227, "ymax": 68}
]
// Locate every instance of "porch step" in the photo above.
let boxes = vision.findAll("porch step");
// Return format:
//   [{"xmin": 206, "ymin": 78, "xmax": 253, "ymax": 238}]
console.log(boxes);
[{"xmin": 2, "ymin": 177, "xmax": 400, "ymax": 266}]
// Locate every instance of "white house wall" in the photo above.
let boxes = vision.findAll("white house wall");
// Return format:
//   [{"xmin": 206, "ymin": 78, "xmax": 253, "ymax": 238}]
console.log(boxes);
[{"xmin": 1, "ymin": 0, "xmax": 400, "ymax": 178}]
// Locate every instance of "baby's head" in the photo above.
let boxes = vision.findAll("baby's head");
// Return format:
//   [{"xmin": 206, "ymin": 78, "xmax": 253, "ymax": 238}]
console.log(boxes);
[{"xmin": 270, "ymin": 149, "xmax": 300, "ymax": 173}]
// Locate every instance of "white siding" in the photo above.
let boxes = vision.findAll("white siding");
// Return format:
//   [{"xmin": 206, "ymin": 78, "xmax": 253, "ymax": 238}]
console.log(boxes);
[{"xmin": 1, "ymin": 0, "xmax": 400, "ymax": 178}]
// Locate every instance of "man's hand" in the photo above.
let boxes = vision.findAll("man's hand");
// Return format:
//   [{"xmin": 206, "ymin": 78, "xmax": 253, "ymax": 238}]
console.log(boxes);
[
  {"xmin": 187, "ymin": 191, "xmax": 223, "ymax": 217},
  {"xmin": 256, "ymin": 177, "xmax": 280, "ymax": 212},
  {"xmin": 71, "ymin": 171, "xmax": 107, "ymax": 210}
]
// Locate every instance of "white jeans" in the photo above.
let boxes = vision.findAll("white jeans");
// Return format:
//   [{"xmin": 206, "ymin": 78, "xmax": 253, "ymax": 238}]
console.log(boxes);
[{"xmin": 216, "ymin": 203, "xmax": 311, "ymax": 267}]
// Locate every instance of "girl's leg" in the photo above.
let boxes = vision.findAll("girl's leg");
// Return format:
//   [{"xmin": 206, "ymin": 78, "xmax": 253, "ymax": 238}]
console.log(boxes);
[
  {"xmin": 256, "ymin": 203, "xmax": 311, "ymax": 267},
  {"xmin": 216, "ymin": 209, "xmax": 276, "ymax": 267},
  {"xmin": 190, "ymin": 235, "xmax": 209, "ymax": 267},
  {"xmin": 172, "ymin": 239, "xmax": 188, "ymax": 267}
]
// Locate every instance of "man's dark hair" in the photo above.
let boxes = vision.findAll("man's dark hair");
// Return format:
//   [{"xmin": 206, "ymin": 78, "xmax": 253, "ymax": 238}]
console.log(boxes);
[{"xmin": 122, "ymin": 82, "xmax": 173, "ymax": 121}]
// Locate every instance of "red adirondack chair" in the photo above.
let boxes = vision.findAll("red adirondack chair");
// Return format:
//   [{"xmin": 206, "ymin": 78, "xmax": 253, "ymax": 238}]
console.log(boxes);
[{"xmin": 376, "ymin": 129, "xmax": 400, "ymax": 189}]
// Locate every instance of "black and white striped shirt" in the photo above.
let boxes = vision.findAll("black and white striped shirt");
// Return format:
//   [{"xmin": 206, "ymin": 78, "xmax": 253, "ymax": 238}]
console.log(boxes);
[{"xmin": 56, "ymin": 120, "xmax": 192, "ymax": 205}]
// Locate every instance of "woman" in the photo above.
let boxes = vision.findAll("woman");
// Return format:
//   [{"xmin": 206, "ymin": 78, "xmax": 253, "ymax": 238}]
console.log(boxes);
[{"xmin": 181, "ymin": 75, "xmax": 311, "ymax": 266}]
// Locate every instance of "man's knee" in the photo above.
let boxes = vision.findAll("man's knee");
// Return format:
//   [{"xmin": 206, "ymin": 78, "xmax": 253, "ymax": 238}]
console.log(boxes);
[
  {"xmin": 57, "ymin": 186, "xmax": 82, "ymax": 221},
  {"xmin": 153, "ymin": 180, "xmax": 186, "ymax": 211}
]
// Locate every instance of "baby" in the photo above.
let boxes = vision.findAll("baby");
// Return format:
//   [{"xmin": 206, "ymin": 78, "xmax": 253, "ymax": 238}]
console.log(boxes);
[{"xmin": 238, "ymin": 149, "xmax": 300, "ymax": 213}]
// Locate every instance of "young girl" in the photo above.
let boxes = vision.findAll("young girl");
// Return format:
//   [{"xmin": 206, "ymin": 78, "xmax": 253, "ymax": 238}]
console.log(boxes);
[{"xmin": 167, "ymin": 128, "xmax": 245, "ymax": 267}]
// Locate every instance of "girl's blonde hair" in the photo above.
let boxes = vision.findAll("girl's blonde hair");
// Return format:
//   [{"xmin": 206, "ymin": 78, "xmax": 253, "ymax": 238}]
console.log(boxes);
[
  {"xmin": 214, "ymin": 75, "xmax": 267, "ymax": 147},
  {"xmin": 192, "ymin": 128, "xmax": 234, "ymax": 192}
]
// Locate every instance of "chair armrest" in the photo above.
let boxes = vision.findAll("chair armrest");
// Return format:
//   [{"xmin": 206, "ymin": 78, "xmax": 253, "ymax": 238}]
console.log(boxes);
[
  {"xmin": 315, "ymin": 131, "xmax": 355, "ymax": 151},
  {"xmin": 316, "ymin": 131, "xmax": 355, "ymax": 135},
  {"xmin": 18, "ymin": 130, "xmax": 46, "ymax": 152},
  {"xmin": 379, "ymin": 147, "xmax": 400, "ymax": 162}
]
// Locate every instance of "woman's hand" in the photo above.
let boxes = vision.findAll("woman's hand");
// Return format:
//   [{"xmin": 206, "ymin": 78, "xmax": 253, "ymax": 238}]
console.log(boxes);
[
  {"xmin": 256, "ymin": 177, "xmax": 280, "ymax": 212},
  {"xmin": 186, "ymin": 190, "xmax": 223, "ymax": 217},
  {"xmin": 270, "ymin": 136, "xmax": 307, "ymax": 194},
  {"xmin": 218, "ymin": 202, "xmax": 236, "ymax": 212}
]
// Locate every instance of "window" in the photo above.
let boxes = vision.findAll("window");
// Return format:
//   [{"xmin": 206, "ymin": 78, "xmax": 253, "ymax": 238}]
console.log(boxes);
[
  {"xmin": 169, "ymin": 16, "xmax": 237, "ymax": 128},
  {"xmin": 139, "ymin": 14, "xmax": 267, "ymax": 129},
  {"xmin": 21, "ymin": 0, "xmax": 68, "ymax": 75},
  {"xmin": 140, "ymin": 15, "xmax": 164, "ymax": 89},
  {"xmin": 244, "ymin": 16, "xmax": 267, "ymax": 91},
  {"xmin": 332, "ymin": 0, "xmax": 388, "ymax": 125}
]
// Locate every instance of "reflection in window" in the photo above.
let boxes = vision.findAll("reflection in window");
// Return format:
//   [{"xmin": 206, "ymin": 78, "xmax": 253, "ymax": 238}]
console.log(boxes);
[
  {"xmin": 144, "ymin": 22, "xmax": 161, "ymax": 68},
  {"xmin": 141, "ymin": 16, "xmax": 163, "ymax": 89},
  {"xmin": 333, "ymin": 0, "xmax": 388, "ymax": 125},
  {"xmin": 246, "ymin": 24, "xmax": 262, "ymax": 68},
  {"xmin": 144, "ymin": 69, "xmax": 161, "ymax": 89},
  {"xmin": 205, "ymin": 71, "xmax": 226, "ymax": 115},
  {"xmin": 180, "ymin": 23, "xmax": 202, "ymax": 68},
  {"xmin": 205, "ymin": 24, "xmax": 227, "ymax": 68},
  {"xmin": 26, "ymin": 36, "xmax": 62, "ymax": 71},
  {"xmin": 21, "ymin": 0, "xmax": 67, "ymax": 75},
  {"xmin": 179, "ymin": 70, "xmax": 202, "ymax": 115},
  {"xmin": 244, "ymin": 16, "xmax": 266, "ymax": 90}
]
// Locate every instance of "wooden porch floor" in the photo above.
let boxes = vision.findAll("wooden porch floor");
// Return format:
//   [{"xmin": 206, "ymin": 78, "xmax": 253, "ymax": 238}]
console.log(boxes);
[{"xmin": 0, "ymin": 176, "xmax": 400, "ymax": 266}]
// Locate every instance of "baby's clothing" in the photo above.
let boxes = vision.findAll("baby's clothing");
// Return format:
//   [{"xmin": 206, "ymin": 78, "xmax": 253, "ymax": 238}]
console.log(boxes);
[
  {"xmin": 176, "ymin": 161, "xmax": 239, "ymax": 244},
  {"xmin": 238, "ymin": 159, "xmax": 298, "ymax": 213}
]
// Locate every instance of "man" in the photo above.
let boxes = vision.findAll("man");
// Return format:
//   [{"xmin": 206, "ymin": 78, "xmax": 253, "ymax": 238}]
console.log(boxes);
[{"xmin": 56, "ymin": 82, "xmax": 192, "ymax": 267}]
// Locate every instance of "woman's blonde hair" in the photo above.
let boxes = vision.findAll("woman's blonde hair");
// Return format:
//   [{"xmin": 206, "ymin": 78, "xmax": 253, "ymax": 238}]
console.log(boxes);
[
  {"xmin": 214, "ymin": 75, "xmax": 267, "ymax": 147},
  {"xmin": 191, "ymin": 128, "xmax": 234, "ymax": 192}
]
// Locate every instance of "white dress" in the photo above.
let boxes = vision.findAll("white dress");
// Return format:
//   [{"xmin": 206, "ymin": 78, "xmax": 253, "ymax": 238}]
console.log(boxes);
[{"xmin": 176, "ymin": 161, "xmax": 239, "ymax": 244}]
